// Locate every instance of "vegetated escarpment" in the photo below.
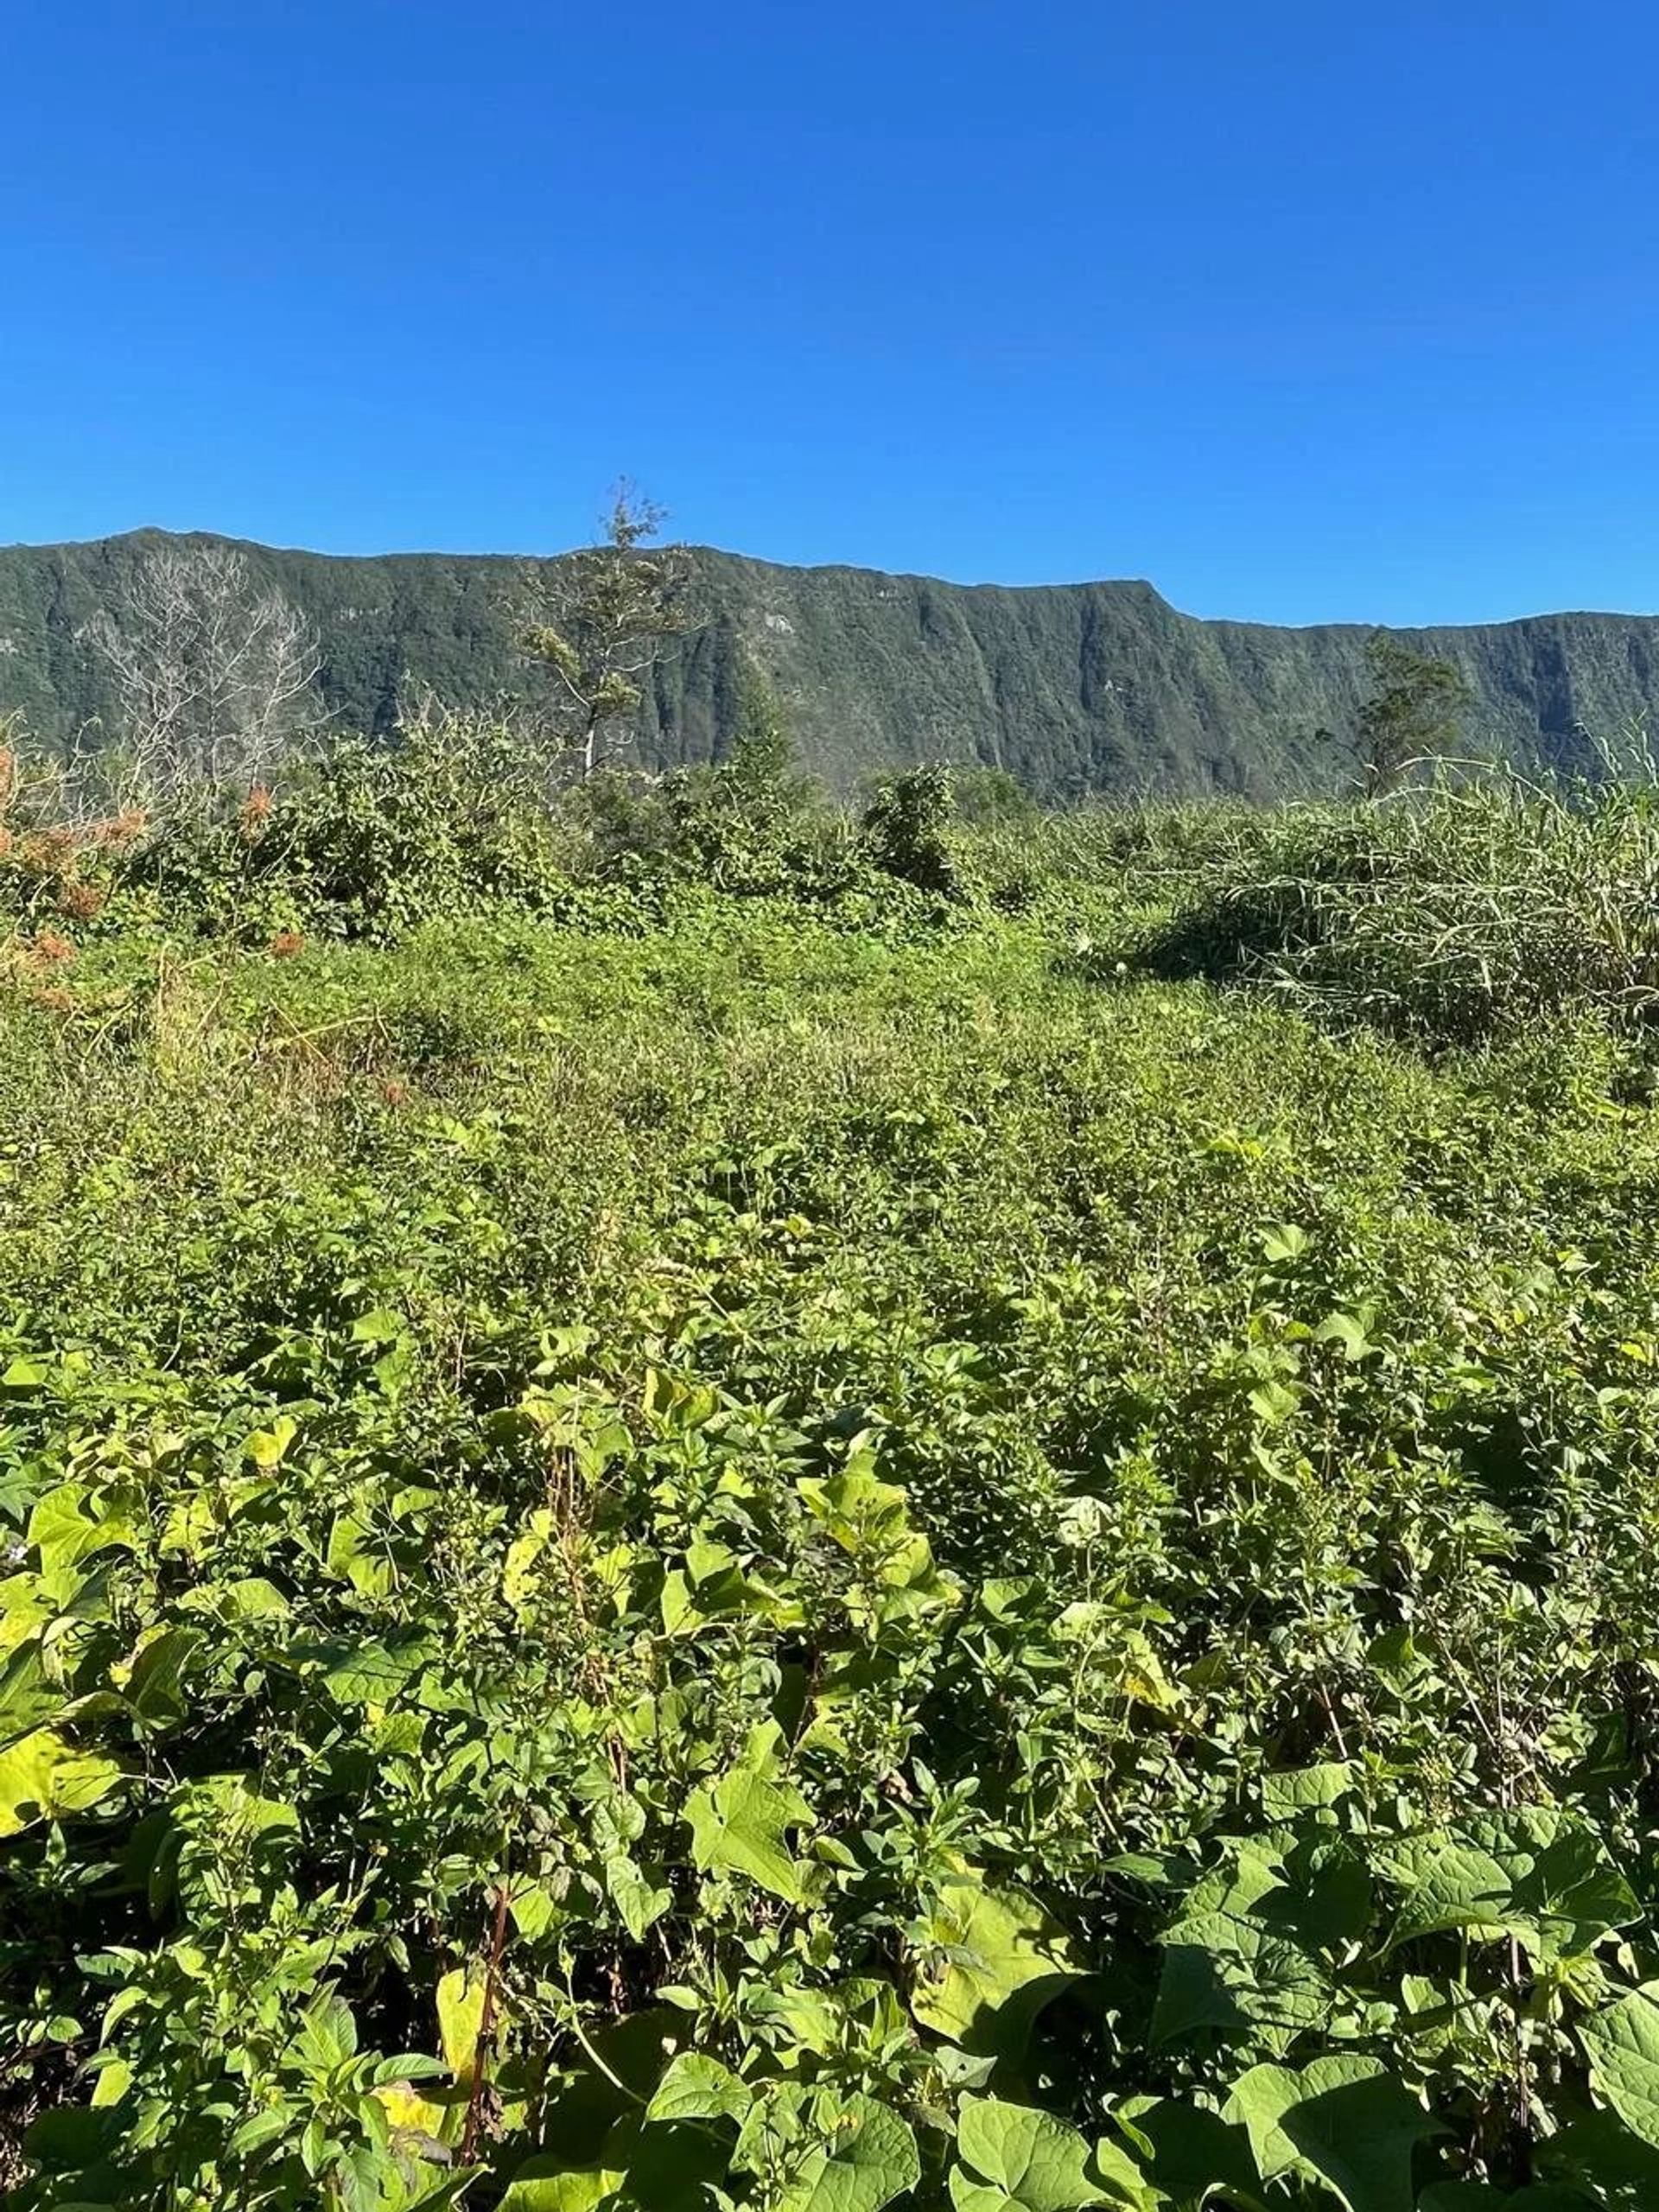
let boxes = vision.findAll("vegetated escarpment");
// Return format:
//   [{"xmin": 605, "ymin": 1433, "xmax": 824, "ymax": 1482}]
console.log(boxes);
[{"xmin": 2, "ymin": 528, "xmax": 1656, "ymax": 798}]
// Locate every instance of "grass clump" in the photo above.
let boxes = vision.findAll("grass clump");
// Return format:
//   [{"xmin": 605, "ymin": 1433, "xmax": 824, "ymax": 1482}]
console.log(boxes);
[{"xmin": 1137, "ymin": 772, "xmax": 1659, "ymax": 1044}]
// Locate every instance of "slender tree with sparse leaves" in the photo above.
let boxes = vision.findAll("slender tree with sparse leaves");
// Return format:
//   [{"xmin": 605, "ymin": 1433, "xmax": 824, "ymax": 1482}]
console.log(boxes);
[{"xmin": 519, "ymin": 484, "xmax": 695, "ymax": 779}]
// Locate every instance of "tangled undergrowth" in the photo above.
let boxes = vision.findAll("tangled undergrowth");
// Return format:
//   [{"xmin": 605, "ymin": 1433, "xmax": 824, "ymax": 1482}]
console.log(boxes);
[{"xmin": 8, "ymin": 725, "xmax": 1659, "ymax": 2208}]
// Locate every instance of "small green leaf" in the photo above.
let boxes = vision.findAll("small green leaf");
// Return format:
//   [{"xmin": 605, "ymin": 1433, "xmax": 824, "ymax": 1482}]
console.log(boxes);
[
  {"xmin": 604, "ymin": 1851, "xmax": 671, "ymax": 1942},
  {"xmin": 243, "ymin": 1414, "xmax": 298, "ymax": 1466}
]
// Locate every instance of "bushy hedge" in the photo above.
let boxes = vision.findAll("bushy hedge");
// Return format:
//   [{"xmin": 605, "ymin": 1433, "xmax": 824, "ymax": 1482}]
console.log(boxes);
[{"xmin": 0, "ymin": 720, "xmax": 992, "ymax": 957}]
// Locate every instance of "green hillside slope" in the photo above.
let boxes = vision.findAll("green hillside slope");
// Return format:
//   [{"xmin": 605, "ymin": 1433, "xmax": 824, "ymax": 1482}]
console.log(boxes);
[{"xmin": 2, "ymin": 528, "xmax": 1656, "ymax": 796}]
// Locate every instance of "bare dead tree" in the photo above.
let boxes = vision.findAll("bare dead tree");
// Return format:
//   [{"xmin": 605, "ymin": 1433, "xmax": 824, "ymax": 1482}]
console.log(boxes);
[
  {"xmin": 518, "ymin": 484, "xmax": 696, "ymax": 779},
  {"xmin": 82, "ymin": 543, "xmax": 322, "ymax": 804}
]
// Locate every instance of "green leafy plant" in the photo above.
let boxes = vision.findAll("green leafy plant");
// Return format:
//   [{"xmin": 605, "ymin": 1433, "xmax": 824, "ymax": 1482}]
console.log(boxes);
[{"xmin": 8, "ymin": 775, "xmax": 1659, "ymax": 2209}]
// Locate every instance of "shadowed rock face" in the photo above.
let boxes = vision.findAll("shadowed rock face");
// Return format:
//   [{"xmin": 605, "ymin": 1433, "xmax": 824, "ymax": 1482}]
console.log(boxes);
[{"xmin": 3, "ymin": 528, "xmax": 1656, "ymax": 798}]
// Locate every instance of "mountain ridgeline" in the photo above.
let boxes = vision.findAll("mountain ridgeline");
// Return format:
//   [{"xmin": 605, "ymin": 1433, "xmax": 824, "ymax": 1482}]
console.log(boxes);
[{"xmin": 3, "ymin": 528, "xmax": 1657, "ymax": 798}]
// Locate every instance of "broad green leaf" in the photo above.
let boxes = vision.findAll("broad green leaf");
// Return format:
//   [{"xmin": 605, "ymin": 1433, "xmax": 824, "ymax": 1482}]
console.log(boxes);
[
  {"xmin": 779, "ymin": 2094, "xmax": 919, "ymax": 2212},
  {"xmin": 1384, "ymin": 1809, "xmax": 1637, "ymax": 1963},
  {"xmin": 352, "ymin": 1306, "xmax": 407, "ymax": 1346},
  {"xmin": 1225, "ymin": 2056, "xmax": 1443, "ymax": 2212},
  {"xmin": 0, "ymin": 1639, "xmax": 60, "ymax": 1750},
  {"xmin": 607, "ymin": 2116, "xmax": 728, "ymax": 2212},
  {"xmin": 373, "ymin": 2077, "xmax": 453, "ymax": 2139},
  {"xmin": 798, "ymin": 1465, "xmax": 912, "ymax": 1554},
  {"xmin": 537, "ymin": 2011, "xmax": 690, "ymax": 2166},
  {"xmin": 296, "ymin": 1987, "xmax": 359, "ymax": 2069},
  {"xmin": 685, "ymin": 1735, "xmax": 811, "ymax": 1904},
  {"xmin": 1541, "ymin": 2108, "xmax": 1659, "ymax": 2207},
  {"xmin": 1249, "ymin": 1380, "xmax": 1300, "ymax": 1426},
  {"xmin": 499, "ymin": 2163, "xmax": 624, "ymax": 2212},
  {"xmin": 912, "ymin": 1878, "xmax": 1083, "ymax": 2055},
  {"xmin": 89, "ymin": 2057, "xmax": 131, "ymax": 2110},
  {"xmin": 28, "ymin": 1481, "xmax": 140, "ymax": 1585},
  {"xmin": 1316, "ymin": 1311, "xmax": 1379, "ymax": 1363},
  {"xmin": 1260, "ymin": 1223, "xmax": 1310, "ymax": 1262},
  {"xmin": 0, "ymin": 1573, "xmax": 55, "ymax": 1660},
  {"xmin": 954, "ymin": 2098, "xmax": 1098, "ymax": 2212},
  {"xmin": 327, "ymin": 1510, "xmax": 393, "ymax": 1597},
  {"xmin": 504, "ymin": 1510, "xmax": 556, "ymax": 1611},
  {"xmin": 1167, "ymin": 1829, "xmax": 1372, "ymax": 1960},
  {"xmin": 118, "ymin": 1625, "xmax": 202, "ymax": 1723},
  {"xmin": 1153, "ymin": 1911, "xmax": 1332, "ymax": 2047},
  {"xmin": 1084, "ymin": 2138, "xmax": 1154, "ymax": 2212},
  {"xmin": 436, "ymin": 1965, "xmax": 488, "ymax": 2081},
  {"xmin": 1262, "ymin": 1763, "xmax": 1355, "ymax": 1821},
  {"xmin": 178, "ymin": 1574, "xmax": 290, "ymax": 1623},
  {"xmin": 747, "ymin": 1982, "xmax": 841, "ymax": 2057},
  {"xmin": 172, "ymin": 1771, "xmax": 298, "ymax": 1842},
  {"xmin": 1091, "ymin": 1624, "xmax": 1181, "ymax": 1713},
  {"xmin": 401, "ymin": 2179, "xmax": 473, "ymax": 2212},
  {"xmin": 510, "ymin": 1881, "xmax": 559, "ymax": 1941},
  {"xmin": 225, "ymin": 1574, "xmax": 291, "ymax": 1619},
  {"xmin": 316, "ymin": 1634, "xmax": 432, "ymax": 1707},
  {"xmin": 243, "ymin": 1414, "xmax": 297, "ymax": 1465},
  {"xmin": 645, "ymin": 2053, "xmax": 753, "ymax": 2126},
  {"xmin": 1580, "ymin": 1986, "xmax": 1659, "ymax": 2147},
  {"xmin": 1111, "ymin": 2095, "xmax": 1258, "ymax": 2209},
  {"xmin": 950, "ymin": 2185, "xmax": 1014, "ymax": 2212},
  {"xmin": 0, "ymin": 1726, "xmax": 125, "ymax": 1835},
  {"xmin": 659, "ymin": 1569, "xmax": 697, "ymax": 1635}
]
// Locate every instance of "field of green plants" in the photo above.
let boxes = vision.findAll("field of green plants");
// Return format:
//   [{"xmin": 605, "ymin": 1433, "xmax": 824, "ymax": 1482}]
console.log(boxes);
[{"xmin": 10, "ymin": 729, "xmax": 1659, "ymax": 2209}]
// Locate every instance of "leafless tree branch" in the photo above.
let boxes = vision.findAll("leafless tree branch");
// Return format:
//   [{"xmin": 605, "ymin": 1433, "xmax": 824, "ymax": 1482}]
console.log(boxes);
[{"xmin": 82, "ymin": 543, "xmax": 323, "ymax": 804}]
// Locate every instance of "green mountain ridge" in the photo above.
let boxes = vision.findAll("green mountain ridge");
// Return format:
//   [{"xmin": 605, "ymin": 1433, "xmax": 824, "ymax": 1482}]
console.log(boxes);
[{"xmin": 3, "ymin": 527, "xmax": 1656, "ymax": 798}]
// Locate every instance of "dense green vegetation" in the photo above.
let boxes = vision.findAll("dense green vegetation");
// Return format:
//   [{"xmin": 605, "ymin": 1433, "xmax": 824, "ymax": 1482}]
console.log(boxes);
[
  {"xmin": 10, "ymin": 729, "xmax": 1659, "ymax": 2209},
  {"xmin": 6, "ymin": 529, "xmax": 1659, "ymax": 797}
]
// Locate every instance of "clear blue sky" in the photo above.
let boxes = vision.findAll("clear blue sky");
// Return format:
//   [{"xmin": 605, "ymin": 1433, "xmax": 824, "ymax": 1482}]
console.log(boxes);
[{"xmin": 2, "ymin": 1, "xmax": 1655, "ymax": 623}]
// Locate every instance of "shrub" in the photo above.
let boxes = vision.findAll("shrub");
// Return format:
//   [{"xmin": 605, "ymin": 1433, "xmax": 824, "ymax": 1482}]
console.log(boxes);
[{"xmin": 861, "ymin": 765, "xmax": 962, "ymax": 896}]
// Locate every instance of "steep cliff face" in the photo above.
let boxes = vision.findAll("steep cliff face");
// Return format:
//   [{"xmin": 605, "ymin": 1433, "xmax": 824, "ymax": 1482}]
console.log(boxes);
[{"xmin": 3, "ymin": 529, "xmax": 1656, "ymax": 798}]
